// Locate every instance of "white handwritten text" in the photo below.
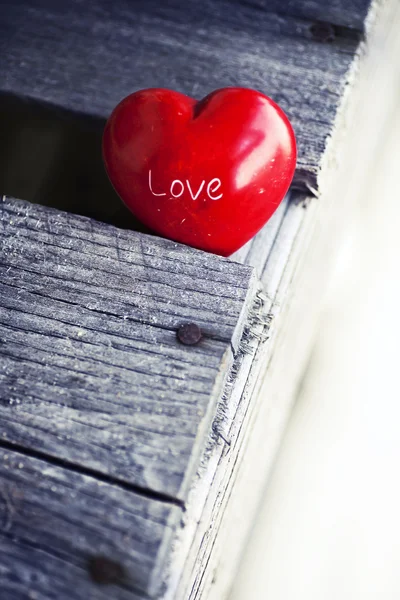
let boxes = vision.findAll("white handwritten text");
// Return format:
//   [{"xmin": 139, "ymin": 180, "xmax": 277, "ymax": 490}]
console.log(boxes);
[{"xmin": 148, "ymin": 170, "xmax": 223, "ymax": 201}]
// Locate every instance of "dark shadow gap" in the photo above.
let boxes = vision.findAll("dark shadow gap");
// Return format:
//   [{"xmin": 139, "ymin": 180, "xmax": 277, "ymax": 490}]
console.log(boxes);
[{"xmin": 0, "ymin": 92, "xmax": 152, "ymax": 233}]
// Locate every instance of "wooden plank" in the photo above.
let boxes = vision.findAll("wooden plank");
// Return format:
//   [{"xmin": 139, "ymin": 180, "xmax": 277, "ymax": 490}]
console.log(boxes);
[
  {"xmin": 182, "ymin": 195, "xmax": 312, "ymax": 600},
  {"xmin": 0, "ymin": 445, "xmax": 181, "ymax": 599},
  {"xmin": 225, "ymin": 4, "xmax": 400, "ymax": 592},
  {"xmin": 243, "ymin": 0, "xmax": 370, "ymax": 31},
  {"xmin": 0, "ymin": 0, "xmax": 366, "ymax": 191},
  {"xmin": 0, "ymin": 196, "xmax": 257, "ymax": 503}
]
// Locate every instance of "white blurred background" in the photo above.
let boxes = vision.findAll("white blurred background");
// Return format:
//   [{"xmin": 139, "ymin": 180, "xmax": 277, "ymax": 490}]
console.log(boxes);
[{"xmin": 231, "ymin": 2, "xmax": 400, "ymax": 599}]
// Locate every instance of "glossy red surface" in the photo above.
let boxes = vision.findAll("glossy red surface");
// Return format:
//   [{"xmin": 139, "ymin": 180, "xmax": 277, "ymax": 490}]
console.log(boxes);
[{"xmin": 103, "ymin": 87, "xmax": 296, "ymax": 256}]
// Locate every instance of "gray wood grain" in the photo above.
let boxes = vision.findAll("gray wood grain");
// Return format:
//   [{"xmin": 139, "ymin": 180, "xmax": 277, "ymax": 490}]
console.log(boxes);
[
  {"xmin": 240, "ymin": 0, "xmax": 370, "ymax": 31},
  {"xmin": 0, "ymin": 0, "xmax": 367, "ymax": 191},
  {"xmin": 0, "ymin": 196, "xmax": 256, "ymax": 503},
  {"xmin": 0, "ymin": 445, "xmax": 181, "ymax": 599}
]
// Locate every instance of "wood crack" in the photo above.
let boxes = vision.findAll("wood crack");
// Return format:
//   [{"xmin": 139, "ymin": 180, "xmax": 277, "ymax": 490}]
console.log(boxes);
[{"xmin": 0, "ymin": 438, "xmax": 185, "ymax": 509}]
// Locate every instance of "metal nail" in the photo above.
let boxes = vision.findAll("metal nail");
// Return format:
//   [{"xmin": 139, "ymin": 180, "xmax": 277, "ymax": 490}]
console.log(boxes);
[
  {"xmin": 177, "ymin": 323, "xmax": 202, "ymax": 346},
  {"xmin": 87, "ymin": 556, "xmax": 125, "ymax": 585}
]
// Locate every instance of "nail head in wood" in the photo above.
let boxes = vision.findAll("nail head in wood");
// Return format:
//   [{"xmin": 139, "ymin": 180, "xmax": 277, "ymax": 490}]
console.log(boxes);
[
  {"xmin": 87, "ymin": 556, "xmax": 125, "ymax": 585},
  {"xmin": 177, "ymin": 323, "xmax": 202, "ymax": 346},
  {"xmin": 309, "ymin": 21, "xmax": 336, "ymax": 43}
]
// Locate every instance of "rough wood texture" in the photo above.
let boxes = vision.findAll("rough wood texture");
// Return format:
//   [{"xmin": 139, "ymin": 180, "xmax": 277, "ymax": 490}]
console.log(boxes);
[
  {"xmin": 0, "ymin": 196, "xmax": 256, "ymax": 504},
  {"xmin": 0, "ymin": 446, "xmax": 180, "ymax": 599},
  {"xmin": 0, "ymin": 0, "xmax": 369, "ymax": 191},
  {"xmin": 164, "ymin": 191, "xmax": 308, "ymax": 599},
  {"xmin": 244, "ymin": 0, "xmax": 370, "ymax": 30}
]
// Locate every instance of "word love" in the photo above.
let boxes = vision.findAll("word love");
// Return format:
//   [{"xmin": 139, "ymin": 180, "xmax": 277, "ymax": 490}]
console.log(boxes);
[
  {"xmin": 103, "ymin": 87, "xmax": 296, "ymax": 255},
  {"xmin": 148, "ymin": 170, "xmax": 223, "ymax": 201}
]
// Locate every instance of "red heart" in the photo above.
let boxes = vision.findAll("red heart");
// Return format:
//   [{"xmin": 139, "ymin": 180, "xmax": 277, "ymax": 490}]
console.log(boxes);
[{"xmin": 103, "ymin": 87, "xmax": 296, "ymax": 256}]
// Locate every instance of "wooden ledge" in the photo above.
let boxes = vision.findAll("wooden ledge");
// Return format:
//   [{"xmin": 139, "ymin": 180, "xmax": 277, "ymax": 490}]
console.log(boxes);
[
  {"xmin": 0, "ymin": 196, "xmax": 259, "ymax": 598},
  {"xmin": 0, "ymin": 0, "xmax": 375, "ymax": 597}
]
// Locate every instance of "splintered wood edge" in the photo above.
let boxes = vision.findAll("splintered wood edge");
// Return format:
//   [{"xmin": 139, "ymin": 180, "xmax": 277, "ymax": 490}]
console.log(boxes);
[
  {"xmin": 161, "ymin": 281, "xmax": 270, "ymax": 600},
  {"xmin": 175, "ymin": 267, "xmax": 259, "ymax": 503}
]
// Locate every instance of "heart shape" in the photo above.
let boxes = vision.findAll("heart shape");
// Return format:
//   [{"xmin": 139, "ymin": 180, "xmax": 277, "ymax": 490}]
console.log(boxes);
[{"xmin": 103, "ymin": 87, "xmax": 296, "ymax": 256}]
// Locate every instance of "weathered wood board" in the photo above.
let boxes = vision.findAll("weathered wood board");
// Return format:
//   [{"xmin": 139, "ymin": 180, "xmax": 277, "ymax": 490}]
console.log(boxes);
[
  {"xmin": 0, "ymin": 0, "xmax": 369, "ymax": 190},
  {"xmin": 0, "ymin": 446, "xmax": 180, "ymax": 599},
  {"xmin": 0, "ymin": 196, "xmax": 256, "ymax": 502}
]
